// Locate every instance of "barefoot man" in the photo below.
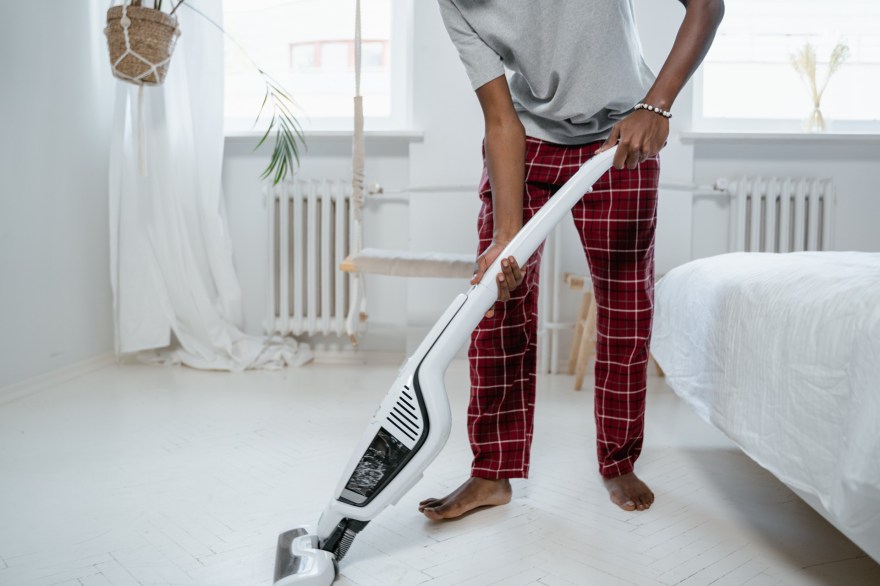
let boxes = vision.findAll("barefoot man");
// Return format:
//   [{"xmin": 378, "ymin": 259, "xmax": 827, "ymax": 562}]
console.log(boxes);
[{"xmin": 420, "ymin": 0, "xmax": 724, "ymax": 518}]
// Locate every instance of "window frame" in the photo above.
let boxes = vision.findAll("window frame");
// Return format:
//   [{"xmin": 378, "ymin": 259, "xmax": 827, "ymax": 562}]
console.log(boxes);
[
  {"xmin": 223, "ymin": 0, "xmax": 413, "ymax": 136},
  {"xmin": 287, "ymin": 40, "xmax": 390, "ymax": 73}
]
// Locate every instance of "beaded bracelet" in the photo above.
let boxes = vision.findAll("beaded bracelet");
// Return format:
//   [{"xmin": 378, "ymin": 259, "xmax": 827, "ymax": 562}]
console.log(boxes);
[{"xmin": 634, "ymin": 102, "xmax": 672, "ymax": 119}]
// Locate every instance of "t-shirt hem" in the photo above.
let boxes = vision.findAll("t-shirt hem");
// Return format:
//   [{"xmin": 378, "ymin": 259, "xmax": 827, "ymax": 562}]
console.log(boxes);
[{"xmin": 520, "ymin": 117, "xmax": 611, "ymax": 146}]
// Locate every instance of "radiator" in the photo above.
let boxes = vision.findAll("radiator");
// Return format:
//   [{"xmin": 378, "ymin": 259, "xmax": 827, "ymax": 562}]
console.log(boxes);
[
  {"xmin": 730, "ymin": 176, "xmax": 834, "ymax": 253},
  {"xmin": 265, "ymin": 179, "xmax": 353, "ymax": 337}
]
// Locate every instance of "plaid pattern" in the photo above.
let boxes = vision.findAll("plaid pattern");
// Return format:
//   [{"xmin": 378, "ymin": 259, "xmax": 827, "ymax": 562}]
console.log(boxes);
[{"xmin": 468, "ymin": 137, "xmax": 659, "ymax": 480}]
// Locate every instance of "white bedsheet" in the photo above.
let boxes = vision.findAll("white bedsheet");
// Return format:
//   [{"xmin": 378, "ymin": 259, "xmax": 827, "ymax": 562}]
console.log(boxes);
[{"xmin": 652, "ymin": 252, "xmax": 880, "ymax": 554}]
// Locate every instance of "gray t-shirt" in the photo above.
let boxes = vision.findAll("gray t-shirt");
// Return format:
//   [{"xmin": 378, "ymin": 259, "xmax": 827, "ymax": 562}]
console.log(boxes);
[{"xmin": 438, "ymin": 0, "xmax": 656, "ymax": 145}]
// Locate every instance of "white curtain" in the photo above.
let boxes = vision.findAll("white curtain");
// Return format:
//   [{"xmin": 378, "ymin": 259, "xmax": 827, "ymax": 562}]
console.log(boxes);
[{"xmin": 108, "ymin": 1, "xmax": 311, "ymax": 371}]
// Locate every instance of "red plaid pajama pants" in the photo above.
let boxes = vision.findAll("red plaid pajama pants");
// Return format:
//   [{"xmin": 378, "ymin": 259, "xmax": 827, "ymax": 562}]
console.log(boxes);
[{"xmin": 468, "ymin": 137, "xmax": 659, "ymax": 480}]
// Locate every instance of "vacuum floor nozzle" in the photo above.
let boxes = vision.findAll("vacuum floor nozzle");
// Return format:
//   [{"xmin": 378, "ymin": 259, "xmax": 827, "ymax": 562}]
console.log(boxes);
[{"xmin": 273, "ymin": 527, "xmax": 336, "ymax": 586}]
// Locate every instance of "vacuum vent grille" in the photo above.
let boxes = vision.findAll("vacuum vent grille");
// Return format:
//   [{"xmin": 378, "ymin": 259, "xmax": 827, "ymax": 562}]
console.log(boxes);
[{"xmin": 385, "ymin": 385, "xmax": 422, "ymax": 442}]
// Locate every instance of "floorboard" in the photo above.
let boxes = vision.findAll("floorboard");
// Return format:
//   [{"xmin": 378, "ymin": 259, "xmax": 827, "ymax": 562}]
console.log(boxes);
[{"xmin": 0, "ymin": 358, "xmax": 877, "ymax": 586}]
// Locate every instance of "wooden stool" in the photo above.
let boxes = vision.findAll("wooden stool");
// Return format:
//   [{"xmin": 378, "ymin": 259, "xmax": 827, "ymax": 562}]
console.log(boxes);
[
  {"xmin": 564, "ymin": 273, "xmax": 664, "ymax": 391},
  {"xmin": 565, "ymin": 273, "xmax": 596, "ymax": 390}
]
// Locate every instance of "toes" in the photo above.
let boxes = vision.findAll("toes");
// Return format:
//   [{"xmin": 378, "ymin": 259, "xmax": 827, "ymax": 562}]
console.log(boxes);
[
  {"xmin": 612, "ymin": 492, "xmax": 637, "ymax": 511},
  {"xmin": 422, "ymin": 501, "xmax": 457, "ymax": 521},
  {"xmin": 608, "ymin": 487, "xmax": 651, "ymax": 511},
  {"xmin": 418, "ymin": 498, "xmax": 443, "ymax": 512},
  {"xmin": 608, "ymin": 486, "xmax": 636, "ymax": 511}
]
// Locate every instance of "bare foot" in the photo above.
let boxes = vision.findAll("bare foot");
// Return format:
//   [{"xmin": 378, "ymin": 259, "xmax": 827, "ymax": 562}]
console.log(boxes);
[
  {"xmin": 418, "ymin": 478, "xmax": 512, "ymax": 520},
  {"xmin": 603, "ymin": 472, "xmax": 654, "ymax": 511}
]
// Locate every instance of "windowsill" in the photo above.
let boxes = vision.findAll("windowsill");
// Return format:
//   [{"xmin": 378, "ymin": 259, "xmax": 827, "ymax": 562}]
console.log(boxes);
[
  {"xmin": 224, "ymin": 129, "xmax": 425, "ymax": 143},
  {"xmin": 680, "ymin": 131, "xmax": 880, "ymax": 145}
]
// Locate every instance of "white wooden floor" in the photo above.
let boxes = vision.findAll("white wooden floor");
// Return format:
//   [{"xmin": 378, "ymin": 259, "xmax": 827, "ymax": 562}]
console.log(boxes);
[{"xmin": 0, "ymin": 357, "xmax": 878, "ymax": 586}]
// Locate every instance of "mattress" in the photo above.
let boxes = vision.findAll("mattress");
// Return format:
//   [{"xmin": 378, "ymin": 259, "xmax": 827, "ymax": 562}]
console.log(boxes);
[{"xmin": 652, "ymin": 251, "xmax": 880, "ymax": 557}]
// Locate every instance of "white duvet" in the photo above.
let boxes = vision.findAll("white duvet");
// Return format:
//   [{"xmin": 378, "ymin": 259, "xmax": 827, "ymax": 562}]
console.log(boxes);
[{"xmin": 652, "ymin": 252, "xmax": 880, "ymax": 541}]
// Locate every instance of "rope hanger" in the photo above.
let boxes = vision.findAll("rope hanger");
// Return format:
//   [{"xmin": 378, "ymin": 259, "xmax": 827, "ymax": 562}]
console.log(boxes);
[
  {"xmin": 344, "ymin": 0, "xmax": 477, "ymax": 342},
  {"xmin": 106, "ymin": 0, "xmax": 182, "ymax": 175}
]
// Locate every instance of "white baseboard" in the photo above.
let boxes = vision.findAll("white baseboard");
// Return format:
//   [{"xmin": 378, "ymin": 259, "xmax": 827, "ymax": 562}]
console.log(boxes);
[{"xmin": 0, "ymin": 352, "xmax": 117, "ymax": 406}]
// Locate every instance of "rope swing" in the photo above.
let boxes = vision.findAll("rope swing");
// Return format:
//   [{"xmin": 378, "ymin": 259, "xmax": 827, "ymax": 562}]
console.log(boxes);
[{"xmin": 343, "ymin": 0, "xmax": 480, "ymax": 345}]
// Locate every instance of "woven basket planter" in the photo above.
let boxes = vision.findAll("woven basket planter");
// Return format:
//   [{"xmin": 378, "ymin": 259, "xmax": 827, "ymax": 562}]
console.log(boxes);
[{"xmin": 105, "ymin": 3, "xmax": 181, "ymax": 85}]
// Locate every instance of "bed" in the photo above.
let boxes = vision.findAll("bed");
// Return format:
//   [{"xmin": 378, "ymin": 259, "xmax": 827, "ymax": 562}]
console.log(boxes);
[{"xmin": 651, "ymin": 251, "xmax": 880, "ymax": 562}]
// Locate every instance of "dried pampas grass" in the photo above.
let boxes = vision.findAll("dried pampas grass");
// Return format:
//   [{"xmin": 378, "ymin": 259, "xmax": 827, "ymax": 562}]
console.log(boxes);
[{"xmin": 791, "ymin": 41, "xmax": 850, "ymax": 131}]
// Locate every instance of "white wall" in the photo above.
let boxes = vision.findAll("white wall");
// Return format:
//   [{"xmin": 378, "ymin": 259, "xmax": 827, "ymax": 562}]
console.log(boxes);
[
  {"xmin": 0, "ymin": 1, "xmax": 116, "ymax": 388},
  {"xmin": 221, "ymin": 0, "xmax": 880, "ymax": 356}
]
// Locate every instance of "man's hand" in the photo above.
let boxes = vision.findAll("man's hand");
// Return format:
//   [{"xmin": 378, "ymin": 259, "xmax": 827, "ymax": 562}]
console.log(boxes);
[
  {"xmin": 471, "ymin": 240, "xmax": 525, "ymax": 318},
  {"xmin": 597, "ymin": 110, "xmax": 669, "ymax": 170},
  {"xmin": 597, "ymin": 0, "xmax": 724, "ymax": 169}
]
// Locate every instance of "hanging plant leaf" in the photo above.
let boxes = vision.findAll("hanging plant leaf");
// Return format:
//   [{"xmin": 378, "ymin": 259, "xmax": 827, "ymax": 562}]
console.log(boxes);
[
  {"xmin": 256, "ymin": 73, "xmax": 305, "ymax": 184},
  {"xmin": 180, "ymin": 3, "xmax": 306, "ymax": 185}
]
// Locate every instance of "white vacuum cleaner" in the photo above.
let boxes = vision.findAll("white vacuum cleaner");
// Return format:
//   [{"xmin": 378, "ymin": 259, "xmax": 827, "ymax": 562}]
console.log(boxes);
[{"xmin": 273, "ymin": 146, "xmax": 619, "ymax": 586}]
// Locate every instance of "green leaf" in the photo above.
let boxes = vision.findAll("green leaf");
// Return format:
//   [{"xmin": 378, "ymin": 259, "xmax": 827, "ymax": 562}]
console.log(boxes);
[
  {"xmin": 273, "ymin": 150, "xmax": 287, "ymax": 185},
  {"xmin": 178, "ymin": 1, "xmax": 302, "ymax": 183},
  {"xmin": 255, "ymin": 72, "xmax": 305, "ymax": 184},
  {"xmin": 254, "ymin": 114, "xmax": 276, "ymax": 152},
  {"xmin": 254, "ymin": 88, "xmax": 270, "ymax": 126}
]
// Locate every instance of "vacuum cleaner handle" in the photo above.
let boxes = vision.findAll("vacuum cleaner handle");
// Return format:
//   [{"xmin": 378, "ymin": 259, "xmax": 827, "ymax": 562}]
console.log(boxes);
[
  {"xmin": 475, "ymin": 145, "xmax": 618, "ymax": 293},
  {"xmin": 419, "ymin": 145, "xmax": 620, "ymax": 377}
]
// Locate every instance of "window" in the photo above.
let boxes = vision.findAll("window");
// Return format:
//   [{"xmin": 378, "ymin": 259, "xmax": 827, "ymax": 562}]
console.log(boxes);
[
  {"xmin": 697, "ymin": 0, "xmax": 880, "ymax": 131},
  {"xmin": 223, "ymin": 0, "xmax": 409, "ymax": 133},
  {"xmin": 288, "ymin": 40, "xmax": 389, "ymax": 74}
]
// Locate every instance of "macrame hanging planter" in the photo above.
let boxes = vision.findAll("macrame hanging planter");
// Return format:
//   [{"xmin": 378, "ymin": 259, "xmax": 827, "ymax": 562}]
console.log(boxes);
[{"xmin": 105, "ymin": 0, "xmax": 181, "ymax": 86}]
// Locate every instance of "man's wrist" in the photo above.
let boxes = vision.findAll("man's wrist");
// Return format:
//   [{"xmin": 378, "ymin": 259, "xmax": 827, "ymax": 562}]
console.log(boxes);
[
  {"xmin": 641, "ymin": 90, "xmax": 675, "ymax": 112},
  {"xmin": 493, "ymin": 228, "xmax": 521, "ymax": 243},
  {"xmin": 635, "ymin": 103, "xmax": 672, "ymax": 119}
]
